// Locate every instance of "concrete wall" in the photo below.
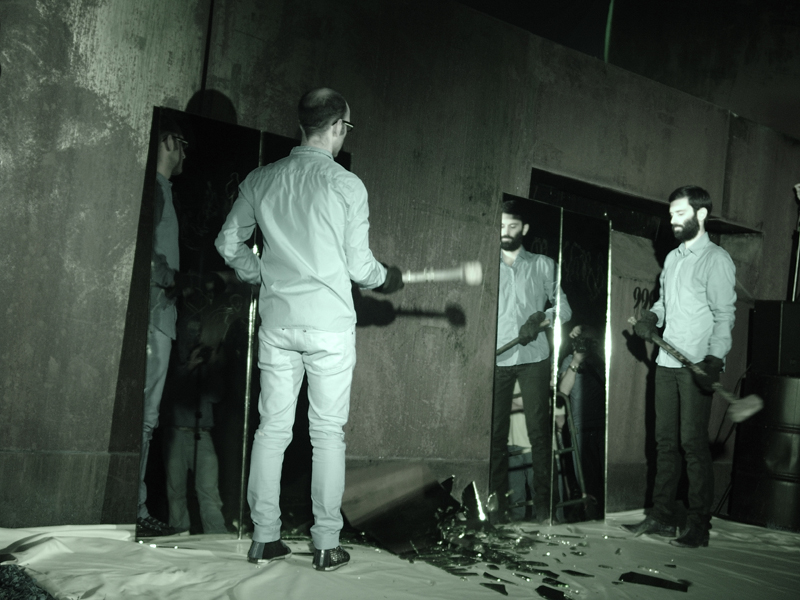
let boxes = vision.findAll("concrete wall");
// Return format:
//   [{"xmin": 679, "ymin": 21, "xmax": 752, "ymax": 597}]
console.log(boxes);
[
  {"xmin": 611, "ymin": 0, "xmax": 800, "ymax": 144},
  {"xmin": 0, "ymin": 0, "xmax": 211, "ymax": 526},
  {"xmin": 2, "ymin": 0, "xmax": 799, "ymax": 526}
]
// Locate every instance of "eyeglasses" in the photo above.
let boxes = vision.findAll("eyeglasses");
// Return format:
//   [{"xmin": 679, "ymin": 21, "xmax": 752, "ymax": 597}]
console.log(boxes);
[
  {"xmin": 162, "ymin": 133, "xmax": 188, "ymax": 150},
  {"xmin": 341, "ymin": 120, "xmax": 354, "ymax": 133}
]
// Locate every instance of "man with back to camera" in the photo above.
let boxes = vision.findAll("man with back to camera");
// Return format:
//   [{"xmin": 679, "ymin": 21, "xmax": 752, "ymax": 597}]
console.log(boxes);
[
  {"xmin": 215, "ymin": 88, "xmax": 403, "ymax": 571},
  {"xmin": 137, "ymin": 115, "xmax": 192, "ymax": 537},
  {"xmin": 493, "ymin": 199, "xmax": 572, "ymax": 523},
  {"xmin": 625, "ymin": 185, "xmax": 736, "ymax": 548}
]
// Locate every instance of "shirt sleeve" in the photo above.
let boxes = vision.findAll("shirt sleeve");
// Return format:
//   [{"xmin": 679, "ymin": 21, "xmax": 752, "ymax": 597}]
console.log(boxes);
[
  {"xmin": 650, "ymin": 266, "xmax": 667, "ymax": 327},
  {"xmin": 342, "ymin": 177, "xmax": 387, "ymax": 289},
  {"xmin": 556, "ymin": 276, "xmax": 572, "ymax": 324},
  {"xmin": 705, "ymin": 250, "xmax": 737, "ymax": 359},
  {"xmin": 214, "ymin": 184, "xmax": 261, "ymax": 286},
  {"xmin": 542, "ymin": 258, "xmax": 572, "ymax": 324},
  {"xmin": 150, "ymin": 183, "xmax": 175, "ymax": 288}
]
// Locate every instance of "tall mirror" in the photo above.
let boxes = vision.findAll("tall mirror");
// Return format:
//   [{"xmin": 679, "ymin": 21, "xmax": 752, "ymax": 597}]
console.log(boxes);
[
  {"xmin": 135, "ymin": 107, "xmax": 354, "ymax": 539},
  {"xmin": 491, "ymin": 194, "xmax": 565, "ymax": 524},
  {"xmin": 554, "ymin": 208, "xmax": 611, "ymax": 522},
  {"xmin": 136, "ymin": 107, "xmax": 261, "ymax": 539}
]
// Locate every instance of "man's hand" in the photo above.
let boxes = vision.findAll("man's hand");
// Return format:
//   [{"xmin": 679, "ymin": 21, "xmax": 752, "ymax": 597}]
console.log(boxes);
[
  {"xmin": 633, "ymin": 310, "xmax": 658, "ymax": 341},
  {"xmin": 519, "ymin": 311, "xmax": 548, "ymax": 345},
  {"xmin": 694, "ymin": 355, "xmax": 723, "ymax": 392},
  {"xmin": 375, "ymin": 265, "xmax": 404, "ymax": 294}
]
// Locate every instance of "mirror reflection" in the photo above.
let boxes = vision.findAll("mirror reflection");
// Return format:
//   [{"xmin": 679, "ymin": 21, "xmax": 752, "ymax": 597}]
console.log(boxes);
[
  {"xmin": 137, "ymin": 108, "xmax": 260, "ymax": 538},
  {"xmin": 491, "ymin": 196, "xmax": 569, "ymax": 524},
  {"xmin": 553, "ymin": 209, "xmax": 610, "ymax": 522}
]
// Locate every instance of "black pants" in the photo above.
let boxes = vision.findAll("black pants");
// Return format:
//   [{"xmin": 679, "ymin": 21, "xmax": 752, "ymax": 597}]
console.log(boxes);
[
  {"xmin": 491, "ymin": 360, "xmax": 552, "ymax": 516},
  {"xmin": 651, "ymin": 366, "xmax": 714, "ymax": 530}
]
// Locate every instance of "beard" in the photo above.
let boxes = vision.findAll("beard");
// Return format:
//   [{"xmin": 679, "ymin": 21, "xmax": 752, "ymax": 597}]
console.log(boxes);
[
  {"xmin": 672, "ymin": 213, "xmax": 700, "ymax": 242},
  {"xmin": 500, "ymin": 230, "xmax": 524, "ymax": 251}
]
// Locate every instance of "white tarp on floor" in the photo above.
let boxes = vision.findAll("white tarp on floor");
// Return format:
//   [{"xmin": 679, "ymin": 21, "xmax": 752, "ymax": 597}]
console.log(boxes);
[{"xmin": 2, "ymin": 511, "xmax": 799, "ymax": 599}]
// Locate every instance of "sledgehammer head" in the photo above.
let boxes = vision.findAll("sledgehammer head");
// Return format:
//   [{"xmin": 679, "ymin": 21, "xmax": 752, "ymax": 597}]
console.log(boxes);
[
  {"xmin": 462, "ymin": 261, "xmax": 483, "ymax": 286},
  {"xmin": 727, "ymin": 395, "xmax": 763, "ymax": 423}
]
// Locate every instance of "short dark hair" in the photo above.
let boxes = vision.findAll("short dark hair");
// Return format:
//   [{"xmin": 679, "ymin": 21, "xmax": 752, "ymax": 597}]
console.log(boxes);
[
  {"xmin": 298, "ymin": 88, "xmax": 348, "ymax": 139},
  {"xmin": 159, "ymin": 113, "xmax": 183, "ymax": 142},
  {"xmin": 502, "ymin": 199, "xmax": 530, "ymax": 225},
  {"xmin": 668, "ymin": 185, "xmax": 712, "ymax": 215}
]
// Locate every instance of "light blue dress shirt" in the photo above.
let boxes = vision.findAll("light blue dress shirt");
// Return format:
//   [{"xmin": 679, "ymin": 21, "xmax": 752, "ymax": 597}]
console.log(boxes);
[
  {"xmin": 496, "ymin": 249, "xmax": 572, "ymax": 366},
  {"xmin": 215, "ymin": 146, "xmax": 386, "ymax": 332},
  {"xmin": 650, "ymin": 232, "xmax": 736, "ymax": 366},
  {"xmin": 149, "ymin": 172, "xmax": 179, "ymax": 339}
]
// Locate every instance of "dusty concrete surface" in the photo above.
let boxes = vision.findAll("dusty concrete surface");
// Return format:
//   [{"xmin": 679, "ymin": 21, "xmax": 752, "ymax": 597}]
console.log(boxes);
[
  {"xmin": 1, "ymin": 0, "xmax": 798, "ymax": 527},
  {"xmin": 611, "ymin": 0, "xmax": 800, "ymax": 144},
  {"xmin": 0, "ymin": 0, "xmax": 209, "ymax": 526}
]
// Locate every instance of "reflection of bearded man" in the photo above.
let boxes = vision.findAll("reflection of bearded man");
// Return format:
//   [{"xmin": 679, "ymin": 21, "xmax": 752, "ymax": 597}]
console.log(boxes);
[{"xmin": 501, "ymin": 229, "xmax": 524, "ymax": 252}]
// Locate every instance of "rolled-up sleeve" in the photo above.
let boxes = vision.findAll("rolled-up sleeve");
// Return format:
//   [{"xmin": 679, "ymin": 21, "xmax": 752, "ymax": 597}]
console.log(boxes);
[
  {"xmin": 706, "ymin": 251, "xmax": 737, "ymax": 359},
  {"xmin": 542, "ymin": 258, "xmax": 572, "ymax": 325},
  {"xmin": 649, "ymin": 266, "xmax": 667, "ymax": 327}
]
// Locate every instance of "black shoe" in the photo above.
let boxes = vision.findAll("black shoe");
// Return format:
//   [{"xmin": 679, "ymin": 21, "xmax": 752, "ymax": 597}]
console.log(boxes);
[
  {"xmin": 136, "ymin": 516, "xmax": 188, "ymax": 538},
  {"xmin": 669, "ymin": 524, "xmax": 709, "ymax": 548},
  {"xmin": 621, "ymin": 516, "xmax": 676, "ymax": 537},
  {"xmin": 247, "ymin": 540, "xmax": 292, "ymax": 564},
  {"xmin": 312, "ymin": 546, "xmax": 350, "ymax": 571}
]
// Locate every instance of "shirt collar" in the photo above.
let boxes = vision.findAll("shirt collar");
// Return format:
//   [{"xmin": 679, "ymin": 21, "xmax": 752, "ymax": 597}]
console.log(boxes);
[
  {"xmin": 291, "ymin": 145, "xmax": 334, "ymax": 160},
  {"xmin": 678, "ymin": 231, "xmax": 710, "ymax": 256},
  {"xmin": 499, "ymin": 247, "xmax": 532, "ymax": 266}
]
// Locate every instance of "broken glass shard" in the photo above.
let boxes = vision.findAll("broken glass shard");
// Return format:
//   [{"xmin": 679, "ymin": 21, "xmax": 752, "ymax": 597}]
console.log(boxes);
[
  {"xmin": 618, "ymin": 571, "xmax": 689, "ymax": 592},
  {"xmin": 480, "ymin": 583, "xmax": 508, "ymax": 595}
]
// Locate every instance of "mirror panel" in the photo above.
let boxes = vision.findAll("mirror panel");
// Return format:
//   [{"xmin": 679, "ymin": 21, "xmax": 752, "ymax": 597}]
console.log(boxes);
[
  {"xmin": 138, "ymin": 108, "xmax": 260, "ymax": 538},
  {"xmin": 492, "ymin": 194, "xmax": 563, "ymax": 524},
  {"xmin": 555, "ymin": 208, "xmax": 611, "ymax": 522}
]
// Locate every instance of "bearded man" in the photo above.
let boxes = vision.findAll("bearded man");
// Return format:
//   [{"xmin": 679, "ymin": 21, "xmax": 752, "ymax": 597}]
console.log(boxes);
[
  {"xmin": 491, "ymin": 199, "xmax": 571, "ymax": 523},
  {"xmin": 137, "ymin": 115, "xmax": 190, "ymax": 537},
  {"xmin": 624, "ymin": 185, "xmax": 736, "ymax": 548}
]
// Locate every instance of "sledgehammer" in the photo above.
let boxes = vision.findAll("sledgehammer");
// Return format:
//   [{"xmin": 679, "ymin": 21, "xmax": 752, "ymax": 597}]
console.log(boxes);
[{"xmin": 628, "ymin": 316, "xmax": 762, "ymax": 423}]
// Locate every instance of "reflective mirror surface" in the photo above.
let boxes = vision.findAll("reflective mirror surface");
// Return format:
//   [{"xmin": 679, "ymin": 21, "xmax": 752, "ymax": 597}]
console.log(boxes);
[
  {"xmin": 554, "ymin": 209, "xmax": 610, "ymax": 522},
  {"xmin": 491, "ymin": 195, "xmax": 564, "ymax": 524},
  {"xmin": 138, "ymin": 108, "xmax": 260, "ymax": 538}
]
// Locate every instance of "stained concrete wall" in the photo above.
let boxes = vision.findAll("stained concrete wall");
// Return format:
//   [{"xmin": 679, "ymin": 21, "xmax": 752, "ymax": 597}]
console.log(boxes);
[
  {"xmin": 0, "ymin": 0, "xmax": 211, "ymax": 526},
  {"xmin": 2, "ymin": 0, "xmax": 799, "ymax": 527},
  {"xmin": 611, "ymin": 0, "xmax": 800, "ymax": 144}
]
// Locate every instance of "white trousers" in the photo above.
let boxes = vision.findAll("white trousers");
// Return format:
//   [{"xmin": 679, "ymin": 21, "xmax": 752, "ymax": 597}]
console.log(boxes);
[{"xmin": 247, "ymin": 326, "xmax": 356, "ymax": 550}]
